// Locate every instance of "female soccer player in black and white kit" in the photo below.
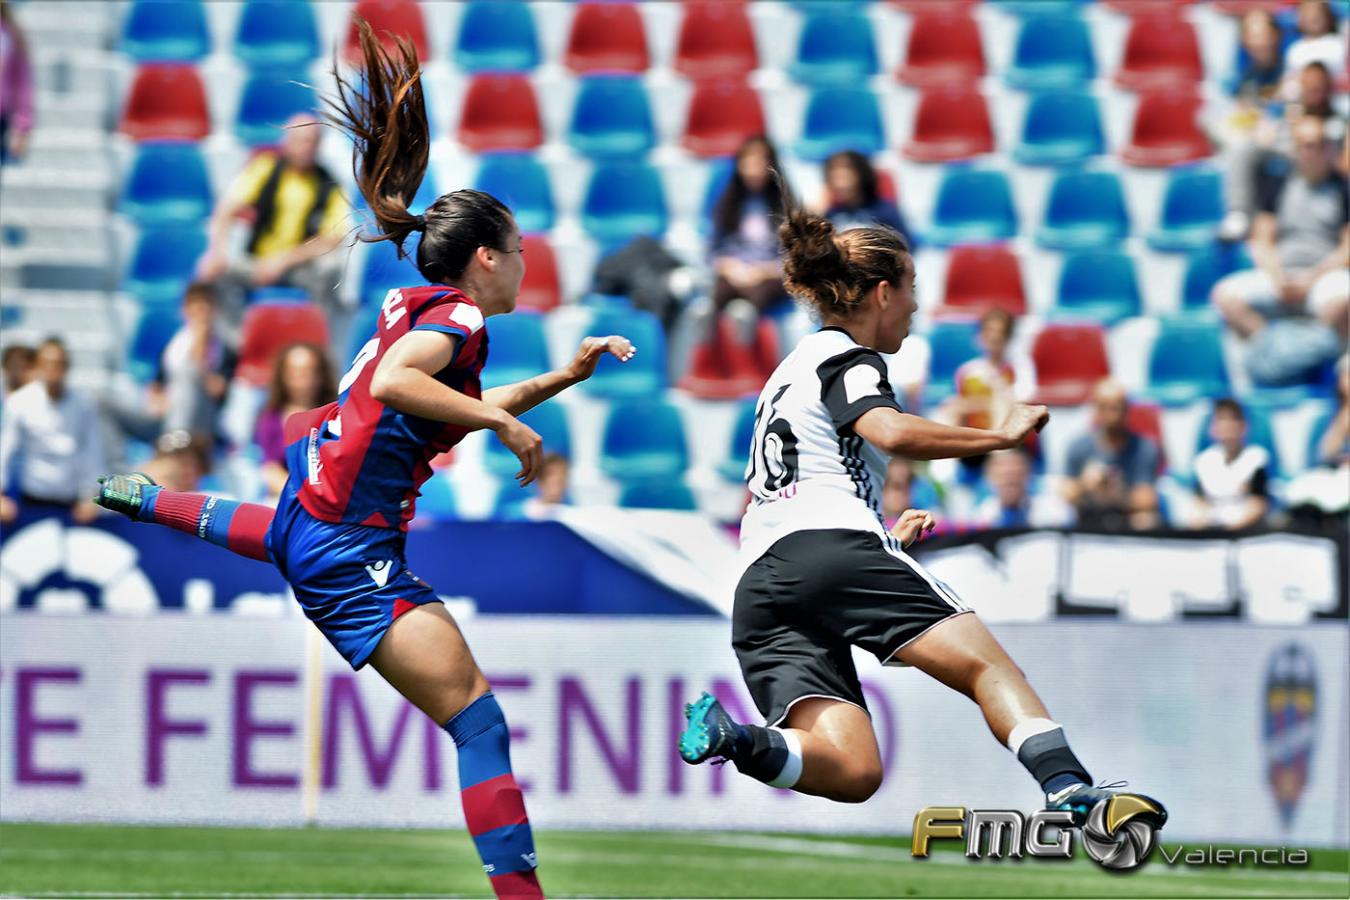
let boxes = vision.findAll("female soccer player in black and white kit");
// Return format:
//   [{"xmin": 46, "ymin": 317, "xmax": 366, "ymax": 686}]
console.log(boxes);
[{"xmin": 679, "ymin": 195, "xmax": 1166, "ymax": 828}]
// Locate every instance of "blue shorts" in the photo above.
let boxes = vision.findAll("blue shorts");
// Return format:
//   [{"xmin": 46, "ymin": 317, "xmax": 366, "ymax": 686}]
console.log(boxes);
[{"xmin": 266, "ymin": 479, "xmax": 442, "ymax": 670}]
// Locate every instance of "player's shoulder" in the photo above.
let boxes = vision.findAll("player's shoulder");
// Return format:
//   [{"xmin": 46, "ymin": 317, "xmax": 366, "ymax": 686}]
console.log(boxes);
[{"xmin": 402, "ymin": 286, "xmax": 486, "ymax": 336}]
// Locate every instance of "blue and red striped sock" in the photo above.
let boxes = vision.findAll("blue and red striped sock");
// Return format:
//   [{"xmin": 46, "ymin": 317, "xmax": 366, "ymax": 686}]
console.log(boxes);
[
  {"xmin": 445, "ymin": 693, "xmax": 543, "ymax": 900},
  {"xmin": 139, "ymin": 489, "xmax": 273, "ymax": 562}
]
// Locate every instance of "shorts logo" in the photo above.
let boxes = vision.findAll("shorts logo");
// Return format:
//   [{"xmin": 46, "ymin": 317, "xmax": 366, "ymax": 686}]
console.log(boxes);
[{"xmin": 364, "ymin": 559, "xmax": 393, "ymax": 588}]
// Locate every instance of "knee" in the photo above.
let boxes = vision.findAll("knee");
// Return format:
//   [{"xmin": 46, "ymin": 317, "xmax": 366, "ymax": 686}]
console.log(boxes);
[{"xmin": 832, "ymin": 761, "xmax": 884, "ymax": 803}]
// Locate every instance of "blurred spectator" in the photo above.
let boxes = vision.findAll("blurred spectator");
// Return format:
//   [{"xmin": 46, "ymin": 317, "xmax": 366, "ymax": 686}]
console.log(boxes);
[
  {"xmin": 0, "ymin": 0, "xmax": 33, "ymax": 165},
  {"xmin": 971, "ymin": 449, "xmax": 1074, "ymax": 530},
  {"xmin": 1313, "ymin": 356, "xmax": 1350, "ymax": 469},
  {"xmin": 141, "ymin": 430, "xmax": 212, "ymax": 493},
  {"xmin": 1231, "ymin": 9, "xmax": 1286, "ymax": 106},
  {"xmin": 153, "ymin": 282, "xmax": 236, "ymax": 439},
  {"xmin": 1186, "ymin": 399, "xmax": 1270, "ymax": 531},
  {"xmin": 709, "ymin": 136, "xmax": 790, "ymax": 329},
  {"xmin": 943, "ymin": 309, "xmax": 1033, "ymax": 480},
  {"xmin": 506, "ymin": 453, "xmax": 571, "ymax": 521},
  {"xmin": 0, "ymin": 338, "xmax": 105, "ymax": 525},
  {"xmin": 1287, "ymin": 356, "xmax": 1350, "ymax": 517},
  {"xmin": 1062, "ymin": 380, "xmax": 1161, "ymax": 532},
  {"xmin": 255, "ymin": 342, "xmax": 336, "ymax": 499},
  {"xmin": 818, "ymin": 151, "xmax": 913, "ymax": 247},
  {"xmin": 1, "ymin": 343, "xmax": 34, "ymax": 400},
  {"xmin": 880, "ymin": 458, "xmax": 942, "ymax": 530},
  {"xmin": 1282, "ymin": 0, "xmax": 1344, "ymax": 97},
  {"xmin": 196, "ymin": 114, "xmax": 349, "ymax": 328}
]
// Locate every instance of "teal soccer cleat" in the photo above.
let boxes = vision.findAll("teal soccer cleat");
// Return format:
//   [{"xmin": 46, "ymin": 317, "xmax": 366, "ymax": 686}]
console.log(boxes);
[
  {"xmin": 1047, "ymin": 780, "xmax": 1168, "ymax": 829},
  {"xmin": 678, "ymin": 692, "xmax": 742, "ymax": 765}
]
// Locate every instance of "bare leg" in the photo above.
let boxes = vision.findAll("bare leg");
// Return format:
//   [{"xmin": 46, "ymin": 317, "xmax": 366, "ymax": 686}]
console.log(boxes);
[
  {"xmin": 367, "ymin": 603, "xmax": 490, "ymax": 722},
  {"xmin": 1213, "ymin": 282, "xmax": 1268, "ymax": 339},
  {"xmin": 779, "ymin": 698, "xmax": 884, "ymax": 803}
]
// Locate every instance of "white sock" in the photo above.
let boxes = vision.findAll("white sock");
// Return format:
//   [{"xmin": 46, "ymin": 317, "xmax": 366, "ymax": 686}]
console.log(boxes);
[
  {"xmin": 766, "ymin": 727, "xmax": 803, "ymax": 789},
  {"xmin": 1006, "ymin": 718, "xmax": 1062, "ymax": 756}
]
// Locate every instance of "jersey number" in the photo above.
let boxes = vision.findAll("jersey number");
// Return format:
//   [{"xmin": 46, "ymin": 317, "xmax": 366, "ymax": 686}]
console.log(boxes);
[
  {"xmin": 750, "ymin": 385, "xmax": 799, "ymax": 493},
  {"xmin": 336, "ymin": 291, "xmax": 407, "ymax": 394}
]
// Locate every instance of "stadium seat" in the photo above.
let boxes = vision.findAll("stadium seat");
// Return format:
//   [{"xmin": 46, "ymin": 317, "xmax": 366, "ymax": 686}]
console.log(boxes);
[
  {"xmin": 618, "ymin": 479, "xmax": 698, "ymax": 511},
  {"xmin": 1147, "ymin": 317, "xmax": 1230, "ymax": 405},
  {"xmin": 795, "ymin": 87, "xmax": 885, "ymax": 161},
  {"xmin": 126, "ymin": 307, "xmax": 181, "ymax": 383},
  {"xmin": 679, "ymin": 318, "xmax": 776, "ymax": 400},
  {"xmin": 926, "ymin": 167, "xmax": 1018, "ymax": 247},
  {"xmin": 121, "ymin": 0, "xmax": 210, "ymax": 63},
  {"xmin": 565, "ymin": 2, "xmax": 649, "ymax": 74},
  {"xmin": 1120, "ymin": 91, "xmax": 1210, "ymax": 167},
  {"xmin": 1005, "ymin": 15, "xmax": 1095, "ymax": 91},
  {"xmin": 235, "ymin": 70, "xmax": 318, "ymax": 147},
  {"xmin": 474, "ymin": 154, "xmax": 553, "ymax": 235},
  {"xmin": 991, "ymin": 0, "xmax": 1089, "ymax": 14},
  {"xmin": 1105, "ymin": 0, "xmax": 1195, "ymax": 13},
  {"xmin": 600, "ymin": 399, "xmax": 689, "ymax": 480},
  {"xmin": 1305, "ymin": 407, "xmax": 1336, "ymax": 472},
  {"xmin": 674, "ymin": 2, "xmax": 758, "ymax": 81},
  {"xmin": 517, "ymin": 235, "xmax": 561, "ymax": 311},
  {"xmin": 119, "ymin": 64, "xmax": 211, "ymax": 142},
  {"xmin": 922, "ymin": 318, "xmax": 982, "ymax": 406},
  {"xmin": 789, "ymin": 8, "xmax": 878, "ymax": 86},
  {"xmin": 454, "ymin": 0, "xmax": 539, "ymax": 74},
  {"xmin": 1147, "ymin": 167, "xmax": 1224, "ymax": 252},
  {"xmin": 457, "ymin": 75, "xmax": 543, "ymax": 153},
  {"xmin": 119, "ymin": 142, "xmax": 213, "ymax": 227},
  {"xmin": 568, "ymin": 75, "xmax": 656, "ymax": 160},
  {"xmin": 1115, "ymin": 14, "xmax": 1204, "ymax": 92},
  {"xmin": 577, "ymin": 306, "xmax": 667, "ymax": 399},
  {"xmin": 581, "ymin": 162, "xmax": 668, "ymax": 247},
  {"xmin": 1013, "ymin": 91, "xmax": 1104, "ymax": 167},
  {"xmin": 1055, "ymin": 250, "xmax": 1142, "ymax": 325},
  {"xmin": 345, "ymin": 0, "xmax": 429, "ymax": 64},
  {"xmin": 1181, "ymin": 242, "xmax": 1252, "ymax": 310},
  {"xmin": 682, "ymin": 79, "xmax": 766, "ymax": 159},
  {"xmin": 1031, "ymin": 322, "xmax": 1111, "ymax": 406},
  {"xmin": 236, "ymin": 302, "xmax": 331, "ymax": 386},
  {"xmin": 484, "ymin": 401, "xmax": 571, "ymax": 477},
  {"xmin": 903, "ymin": 88, "xmax": 995, "ymax": 163},
  {"xmin": 1211, "ymin": 0, "xmax": 1297, "ymax": 14},
  {"xmin": 415, "ymin": 472, "xmax": 459, "ymax": 520},
  {"xmin": 359, "ymin": 236, "xmax": 424, "ymax": 308},
  {"xmin": 234, "ymin": 0, "xmax": 319, "ymax": 69},
  {"xmin": 123, "ymin": 225, "xmax": 207, "ymax": 309},
  {"xmin": 1037, "ymin": 170, "xmax": 1130, "ymax": 251},
  {"xmin": 942, "ymin": 245, "xmax": 1027, "ymax": 317},
  {"xmin": 897, "ymin": 12, "xmax": 985, "ymax": 88},
  {"xmin": 719, "ymin": 398, "xmax": 757, "ymax": 482},
  {"xmin": 478, "ymin": 311, "xmax": 550, "ymax": 391}
]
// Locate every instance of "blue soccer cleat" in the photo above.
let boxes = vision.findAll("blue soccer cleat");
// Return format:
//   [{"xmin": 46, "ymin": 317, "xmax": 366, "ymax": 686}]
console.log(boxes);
[
  {"xmin": 1047, "ymin": 780, "xmax": 1168, "ymax": 829},
  {"xmin": 678, "ymin": 691, "xmax": 741, "ymax": 765},
  {"xmin": 93, "ymin": 472, "xmax": 158, "ymax": 520}
]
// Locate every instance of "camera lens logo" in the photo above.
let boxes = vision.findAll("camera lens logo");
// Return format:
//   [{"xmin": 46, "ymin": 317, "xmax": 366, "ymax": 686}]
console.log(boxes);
[{"xmin": 1081, "ymin": 795, "xmax": 1165, "ymax": 871}]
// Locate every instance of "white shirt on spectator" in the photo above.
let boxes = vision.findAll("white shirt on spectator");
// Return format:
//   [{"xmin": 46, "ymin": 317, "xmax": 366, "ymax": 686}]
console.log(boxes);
[{"xmin": 0, "ymin": 380, "xmax": 106, "ymax": 504}]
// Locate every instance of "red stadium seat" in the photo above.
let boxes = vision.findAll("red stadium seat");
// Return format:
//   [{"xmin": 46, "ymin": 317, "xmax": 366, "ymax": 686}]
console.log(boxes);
[
  {"xmin": 903, "ymin": 88, "xmax": 994, "ymax": 163},
  {"xmin": 457, "ymin": 75, "xmax": 543, "ymax": 153},
  {"xmin": 942, "ymin": 245, "xmax": 1027, "ymax": 317},
  {"xmin": 119, "ymin": 64, "xmax": 211, "ymax": 142},
  {"xmin": 681, "ymin": 79, "xmax": 766, "ymax": 158},
  {"xmin": 1115, "ymin": 14, "xmax": 1204, "ymax": 91},
  {"xmin": 344, "ymin": 0, "xmax": 429, "ymax": 64},
  {"xmin": 1120, "ymin": 91, "xmax": 1210, "ymax": 167},
  {"xmin": 565, "ymin": 2, "xmax": 649, "ymax": 74},
  {"xmin": 675, "ymin": 2, "xmax": 758, "ymax": 81},
  {"xmin": 1105, "ymin": 0, "xmax": 1194, "ymax": 13},
  {"xmin": 1031, "ymin": 322, "xmax": 1111, "ymax": 406},
  {"xmin": 1210, "ymin": 0, "xmax": 1294, "ymax": 14},
  {"xmin": 896, "ymin": 12, "xmax": 985, "ymax": 88},
  {"xmin": 678, "ymin": 318, "xmax": 776, "ymax": 400},
  {"xmin": 236, "ymin": 303, "xmax": 331, "ymax": 386},
  {"xmin": 517, "ymin": 235, "xmax": 561, "ymax": 311}
]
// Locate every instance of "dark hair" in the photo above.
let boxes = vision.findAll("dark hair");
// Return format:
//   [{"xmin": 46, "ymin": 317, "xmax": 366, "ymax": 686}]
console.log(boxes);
[
  {"xmin": 1, "ymin": 344, "xmax": 35, "ymax": 367},
  {"xmin": 713, "ymin": 136, "xmax": 789, "ymax": 239},
  {"xmin": 154, "ymin": 429, "xmax": 213, "ymax": 475},
  {"xmin": 1213, "ymin": 398, "xmax": 1246, "ymax": 421},
  {"xmin": 265, "ymin": 342, "xmax": 337, "ymax": 413},
  {"xmin": 183, "ymin": 280, "xmax": 217, "ymax": 305},
  {"xmin": 36, "ymin": 336, "xmax": 68, "ymax": 358},
  {"xmin": 979, "ymin": 307, "xmax": 1015, "ymax": 336},
  {"xmin": 329, "ymin": 21, "xmax": 515, "ymax": 284},
  {"xmin": 825, "ymin": 150, "xmax": 880, "ymax": 208},
  {"xmin": 776, "ymin": 172, "xmax": 910, "ymax": 319}
]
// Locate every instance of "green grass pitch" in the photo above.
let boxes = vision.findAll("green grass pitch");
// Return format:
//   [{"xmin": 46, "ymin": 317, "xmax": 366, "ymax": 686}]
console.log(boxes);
[{"xmin": 1, "ymin": 823, "xmax": 1346, "ymax": 898}]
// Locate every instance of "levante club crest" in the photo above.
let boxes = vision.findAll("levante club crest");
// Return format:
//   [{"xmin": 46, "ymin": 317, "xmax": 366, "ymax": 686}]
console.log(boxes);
[{"xmin": 1263, "ymin": 643, "xmax": 1318, "ymax": 827}]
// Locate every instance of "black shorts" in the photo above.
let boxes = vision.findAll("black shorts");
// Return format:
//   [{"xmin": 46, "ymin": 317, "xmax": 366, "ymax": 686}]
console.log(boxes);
[{"xmin": 732, "ymin": 528, "xmax": 971, "ymax": 727}]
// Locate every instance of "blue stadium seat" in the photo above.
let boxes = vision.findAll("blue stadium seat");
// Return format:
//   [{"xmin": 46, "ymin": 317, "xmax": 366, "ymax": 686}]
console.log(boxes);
[
  {"xmin": 921, "ymin": 318, "xmax": 982, "ymax": 406},
  {"xmin": 454, "ymin": 0, "xmax": 540, "ymax": 74},
  {"xmin": 600, "ymin": 399, "xmax": 689, "ymax": 480},
  {"xmin": 991, "ymin": 0, "xmax": 1088, "ymax": 16},
  {"xmin": 577, "ymin": 306, "xmax": 666, "ymax": 399},
  {"xmin": 344, "ymin": 304, "xmax": 380, "ymax": 365},
  {"xmin": 484, "ymin": 401, "xmax": 572, "ymax": 477},
  {"xmin": 359, "ymin": 236, "xmax": 425, "ymax": 308},
  {"xmin": 581, "ymin": 162, "xmax": 668, "ymax": 247},
  {"xmin": 1005, "ymin": 15, "xmax": 1095, "ymax": 91},
  {"xmin": 719, "ymin": 398, "xmax": 757, "ymax": 482},
  {"xmin": 123, "ymin": 225, "xmax": 207, "ymax": 309},
  {"xmin": 119, "ymin": 142, "xmax": 213, "ymax": 227},
  {"xmin": 1147, "ymin": 318, "xmax": 1231, "ymax": 406},
  {"xmin": 618, "ymin": 479, "xmax": 698, "ymax": 511},
  {"xmin": 569, "ymin": 75, "xmax": 655, "ymax": 159},
  {"xmin": 352, "ymin": 175, "xmax": 439, "ymax": 237},
  {"xmin": 479, "ymin": 311, "xmax": 550, "ymax": 391},
  {"xmin": 1147, "ymin": 167, "xmax": 1225, "ymax": 252},
  {"xmin": 1194, "ymin": 402, "xmax": 1281, "ymax": 479},
  {"xmin": 236, "ymin": 70, "xmax": 318, "ymax": 147},
  {"xmin": 122, "ymin": 0, "xmax": 210, "ymax": 63},
  {"xmin": 1181, "ymin": 242, "xmax": 1253, "ymax": 310},
  {"xmin": 1013, "ymin": 91, "xmax": 1103, "ymax": 167},
  {"xmin": 927, "ymin": 168, "xmax": 1018, "ymax": 247},
  {"xmin": 126, "ymin": 307, "xmax": 180, "ymax": 383},
  {"xmin": 416, "ymin": 471, "xmax": 459, "ymax": 520},
  {"xmin": 1304, "ymin": 406, "xmax": 1337, "ymax": 472},
  {"xmin": 1056, "ymin": 250, "xmax": 1142, "ymax": 325},
  {"xmin": 1037, "ymin": 170, "xmax": 1129, "ymax": 251},
  {"xmin": 789, "ymin": 9, "xmax": 878, "ymax": 86},
  {"xmin": 234, "ymin": 0, "xmax": 319, "ymax": 68},
  {"xmin": 475, "ymin": 154, "xmax": 553, "ymax": 234},
  {"xmin": 795, "ymin": 87, "xmax": 885, "ymax": 162}
]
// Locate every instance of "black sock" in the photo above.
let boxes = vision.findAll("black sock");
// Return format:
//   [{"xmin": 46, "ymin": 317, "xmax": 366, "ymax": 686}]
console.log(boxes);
[
  {"xmin": 731, "ymin": 723, "xmax": 790, "ymax": 784},
  {"xmin": 1017, "ymin": 728, "xmax": 1091, "ymax": 793}
]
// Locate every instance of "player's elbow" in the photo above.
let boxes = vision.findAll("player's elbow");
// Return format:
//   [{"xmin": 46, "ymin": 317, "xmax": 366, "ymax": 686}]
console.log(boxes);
[{"xmin": 368, "ymin": 367, "xmax": 402, "ymax": 406}]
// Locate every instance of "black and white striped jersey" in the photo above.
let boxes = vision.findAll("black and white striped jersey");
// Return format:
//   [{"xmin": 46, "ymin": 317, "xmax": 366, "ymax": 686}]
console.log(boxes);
[{"xmin": 739, "ymin": 326, "xmax": 905, "ymax": 568}]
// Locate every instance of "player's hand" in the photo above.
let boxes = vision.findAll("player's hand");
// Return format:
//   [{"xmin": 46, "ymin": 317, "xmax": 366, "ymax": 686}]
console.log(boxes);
[
  {"xmin": 999, "ymin": 402, "xmax": 1049, "ymax": 447},
  {"xmin": 891, "ymin": 508, "xmax": 935, "ymax": 548},
  {"xmin": 495, "ymin": 416, "xmax": 544, "ymax": 486},
  {"xmin": 566, "ymin": 335, "xmax": 636, "ymax": 383}
]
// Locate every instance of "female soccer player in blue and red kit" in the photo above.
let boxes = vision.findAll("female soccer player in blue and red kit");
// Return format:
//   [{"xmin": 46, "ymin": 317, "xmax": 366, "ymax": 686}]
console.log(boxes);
[{"xmin": 95, "ymin": 25, "xmax": 634, "ymax": 900}]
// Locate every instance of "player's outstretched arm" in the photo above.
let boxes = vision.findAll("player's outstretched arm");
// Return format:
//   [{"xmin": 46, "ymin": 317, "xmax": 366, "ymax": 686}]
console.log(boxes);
[
  {"xmin": 854, "ymin": 402, "xmax": 1049, "ymax": 461},
  {"xmin": 482, "ymin": 335, "xmax": 635, "ymax": 417}
]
